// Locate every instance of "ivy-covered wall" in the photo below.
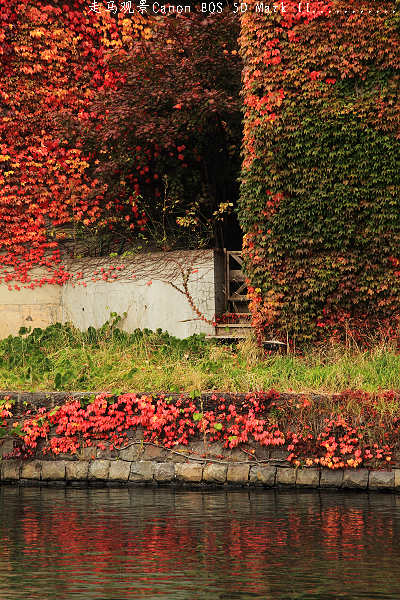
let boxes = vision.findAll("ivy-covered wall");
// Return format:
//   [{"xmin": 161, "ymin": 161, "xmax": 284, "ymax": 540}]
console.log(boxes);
[{"xmin": 238, "ymin": 0, "xmax": 400, "ymax": 343}]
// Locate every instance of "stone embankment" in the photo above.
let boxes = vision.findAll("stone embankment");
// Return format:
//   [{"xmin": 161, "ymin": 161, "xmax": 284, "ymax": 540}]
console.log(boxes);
[
  {"xmin": 1, "ymin": 441, "xmax": 400, "ymax": 491},
  {"xmin": 1, "ymin": 391, "xmax": 400, "ymax": 492}
]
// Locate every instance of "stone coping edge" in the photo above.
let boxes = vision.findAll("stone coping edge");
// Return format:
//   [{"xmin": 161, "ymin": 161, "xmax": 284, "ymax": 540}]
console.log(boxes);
[
  {"xmin": 0, "ymin": 390, "xmax": 339, "ymax": 416},
  {"xmin": 1, "ymin": 460, "xmax": 400, "ymax": 492}
]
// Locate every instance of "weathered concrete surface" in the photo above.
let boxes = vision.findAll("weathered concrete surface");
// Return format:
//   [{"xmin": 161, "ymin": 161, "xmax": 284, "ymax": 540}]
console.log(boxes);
[
  {"xmin": 175, "ymin": 463, "xmax": 203, "ymax": 482},
  {"xmin": 0, "ymin": 268, "xmax": 61, "ymax": 338},
  {"xmin": 342, "ymin": 469, "xmax": 369, "ymax": 489},
  {"xmin": 369, "ymin": 470, "xmax": 395, "ymax": 490},
  {"xmin": 203, "ymin": 463, "xmax": 227, "ymax": 483},
  {"xmin": 249, "ymin": 465, "xmax": 276, "ymax": 486},
  {"xmin": 227, "ymin": 464, "xmax": 249, "ymax": 484},
  {"xmin": 276, "ymin": 467, "xmax": 296, "ymax": 486},
  {"xmin": 0, "ymin": 250, "xmax": 225, "ymax": 338},
  {"xmin": 296, "ymin": 468, "xmax": 320, "ymax": 488},
  {"xmin": 60, "ymin": 251, "xmax": 223, "ymax": 338},
  {"xmin": 129, "ymin": 461, "xmax": 154, "ymax": 482},
  {"xmin": 2, "ymin": 457, "xmax": 400, "ymax": 493},
  {"xmin": 320, "ymin": 469, "xmax": 344, "ymax": 488}
]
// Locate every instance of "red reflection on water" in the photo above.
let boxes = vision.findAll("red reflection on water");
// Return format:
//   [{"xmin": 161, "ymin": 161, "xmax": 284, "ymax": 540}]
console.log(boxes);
[{"xmin": 0, "ymin": 491, "xmax": 399, "ymax": 598}]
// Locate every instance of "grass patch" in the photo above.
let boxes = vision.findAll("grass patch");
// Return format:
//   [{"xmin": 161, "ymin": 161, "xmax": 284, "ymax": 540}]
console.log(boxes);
[{"xmin": 1, "ymin": 317, "xmax": 400, "ymax": 393}]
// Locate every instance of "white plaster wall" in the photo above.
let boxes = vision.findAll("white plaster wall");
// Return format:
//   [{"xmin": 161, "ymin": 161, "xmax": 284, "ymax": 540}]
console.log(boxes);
[
  {"xmin": 0, "ymin": 251, "xmax": 221, "ymax": 339},
  {"xmin": 60, "ymin": 250, "xmax": 218, "ymax": 338},
  {"xmin": 0, "ymin": 268, "xmax": 62, "ymax": 338}
]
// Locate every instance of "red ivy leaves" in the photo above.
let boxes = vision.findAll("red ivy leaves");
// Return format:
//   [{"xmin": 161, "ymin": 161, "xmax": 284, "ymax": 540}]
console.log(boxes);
[
  {"xmin": 1, "ymin": 389, "xmax": 398, "ymax": 469},
  {"xmin": 0, "ymin": 1, "xmax": 147, "ymax": 286}
]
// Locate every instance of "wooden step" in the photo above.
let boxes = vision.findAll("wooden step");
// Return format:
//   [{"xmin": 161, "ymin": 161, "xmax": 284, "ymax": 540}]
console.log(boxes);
[
  {"xmin": 228, "ymin": 295, "xmax": 248, "ymax": 301},
  {"xmin": 217, "ymin": 323, "xmax": 252, "ymax": 328},
  {"xmin": 206, "ymin": 335, "xmax": 249, "ymax": 340},
  {"xmin": 206, "ymin": 334, "xmax": 286, "ymax": 347},
  {"xmin": 216, "ymin": 324, "xmax": 252, "ymax": 337},
  {"xmin": 218, "ymin": 312, "xmax": 252, "ymax": 318}
]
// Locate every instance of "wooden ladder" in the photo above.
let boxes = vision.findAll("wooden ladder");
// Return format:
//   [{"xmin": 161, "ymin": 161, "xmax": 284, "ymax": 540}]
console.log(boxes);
[{"xmin": 207, "ymin": 250, "xmax": 286, "ymax": 349}]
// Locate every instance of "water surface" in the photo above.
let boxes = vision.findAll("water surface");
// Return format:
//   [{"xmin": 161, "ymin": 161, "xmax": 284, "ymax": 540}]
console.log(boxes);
[{"xmin": 1, "ymin": 486, "xmax": 400, "ymax": 599}]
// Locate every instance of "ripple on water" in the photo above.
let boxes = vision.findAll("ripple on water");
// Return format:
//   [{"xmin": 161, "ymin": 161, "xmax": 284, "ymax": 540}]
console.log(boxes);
[{"xmin": 1, "ymin": 486, "xmax": 400, "ymax": 600}]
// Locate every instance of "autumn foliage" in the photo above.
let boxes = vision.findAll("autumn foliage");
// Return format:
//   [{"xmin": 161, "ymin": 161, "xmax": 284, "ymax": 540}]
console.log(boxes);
[
  {"xmin": 81, "ymin": 10, "xmax": 242, "ymax": 251},
  {"xmin": 0, "ymin": 1, "xmax": 149, "ymax": 287},
  {"xmin": 1, "ymin": 389, "xmax": 398, "ymax": 469},
  {"xmin": 0, "ymin": 3, "xmax": 242, "ymax": 290},
  {"xmin": 239, "ymin": 0, "xmax": 400, "ymax": 344}
]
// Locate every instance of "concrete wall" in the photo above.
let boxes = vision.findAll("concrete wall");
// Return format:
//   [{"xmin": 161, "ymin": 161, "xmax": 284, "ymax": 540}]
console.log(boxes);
[
  {"xmin": 0, "ymin": 250, "xmax": 225, "ymax": 339},
  {"xmin": 0, "ymin": 268, "xmax": 62, "ymax": 339}
]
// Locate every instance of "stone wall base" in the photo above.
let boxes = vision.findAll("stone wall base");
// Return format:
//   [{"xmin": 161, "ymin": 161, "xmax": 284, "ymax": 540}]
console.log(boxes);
[{"xmin": 1, "ymin": 459, "xmax": 400, "ymax": 492}]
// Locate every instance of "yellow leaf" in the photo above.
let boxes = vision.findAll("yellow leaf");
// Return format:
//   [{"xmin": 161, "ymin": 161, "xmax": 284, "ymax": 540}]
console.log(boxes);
[{"xmin": 29, "ymin": 29, "xmax": 44, "ymax": 38}]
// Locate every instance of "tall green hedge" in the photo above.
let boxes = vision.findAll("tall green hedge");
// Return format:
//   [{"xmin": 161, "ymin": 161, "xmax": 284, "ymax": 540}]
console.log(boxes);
[{"xmin": 238, "ymin": 0, "xmax": 400, "ymax": 344}]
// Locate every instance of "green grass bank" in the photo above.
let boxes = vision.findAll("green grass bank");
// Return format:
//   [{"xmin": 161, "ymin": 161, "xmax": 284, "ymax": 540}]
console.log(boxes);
[{"xmin": 1, "ymin": 316, "xmax": 400, "ymax": 394}]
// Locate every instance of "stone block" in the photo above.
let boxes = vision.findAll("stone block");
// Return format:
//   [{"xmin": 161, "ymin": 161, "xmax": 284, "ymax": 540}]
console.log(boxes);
[
  {"xmin": 0, "ymin": 440, "xmax": 14, "ymax": 458},
  {"xmin": 41, "ymin": 461, "xmax": 67, "ymax": 481},
  {"xmin": 203, "ymin": 463, "xmax": 227, "ymax": 483},
  {"xmin": 142, "ymin": 445, "xmax": 167, "ymax": 461},
  {"xmin": 188, "ymin": 440, "xmax": 207, "ymax": 456},
  {"xmin": 369, "ymin": 470, "xmax": 395, "ymax": 490},
  {"xmin": 229, "ymin": 449, "xmax": 244, "ymax": 463},
  {"xmin": 21, "ymin": 460, "xmax": 42, "ymax": 480},
  {"xmin": 50, "ymin": 453, "xmax": 75, "ymax": 462},
  {"xmin": 168, "ymin": 446, "xmax": 188, "ymax": 463},
  {"xmin": 320, "ymin": 469, "xmax": 344, "ymax": 488},
  {"xmin": 227, "ymin": 464, "xmax": 249, "ymax": 484},
  {"xmin": 169, "ymin": 453, "xmax": 187, "ymax": 464},
  {"xmin": 276, "ymin": 467, "xmax": 296, "ymax": 486},
  {"xmin": 249, "ymin": 465, "xmax": 276, "ymax": 486},
  {"xmin": 78, "ymin": 446, "xmax": 96, "ymax": 460},
  {"xmin": 342, "ymin": 469, "xmax": 369, "ymax": 489},
  {"xmin": 125, "ymin": 427, "xmax": 144, "ymax": 442},
  {"xmin": 1, "ymin": 460, "xmax": 21, "ymax": 480},
  {"xmin": 394, "ymin": 469, "xmax": 400, "ymax": 491},
  {"xmin": 129, "ymin": 461, "xmax": 154, "ymax": 482},
  {"xmin": 175, "ymin": 463, "xmax": 203, "ymax": 482},
  {"xmin": 88, "ymin": 460, "xmax": 110, "ymax": 480},
  {"xmin": 96, "ymin": 448, "xmax": 116, "ymax": 460},
  {"xmin": 296, "ymin": 468, "xmax": 320, "ymax": 488},
  {"xmin": 253, "ymin": 447, "xmax": 271, "ymax": 461},
  {"xmin": 270, "ymin": 449, "xmax": 290, "ymax": 461},
  {"xmin": 120, "ymin": 444, "xmax": 142, "ymax": 462},
  {"xmin": 66, "ymin": 461, "xmax": 89, "ymax": 481},
  {"xmin": 109, "ymin": 460, "xmax": 131, "ymax": 481},
  {"xmin": 154, "ymin": 462, "xmax": 175, "ymax": 482},
  {"xmin": 205, "ymin": 442, "xmax": 225, "ymax": 458}
]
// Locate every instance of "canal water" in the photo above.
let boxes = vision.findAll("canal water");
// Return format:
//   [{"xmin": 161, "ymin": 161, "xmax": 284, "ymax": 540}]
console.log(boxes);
[{"xmin": 1, "ymin": 486, "xmax": 400, "ymax": 599}]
